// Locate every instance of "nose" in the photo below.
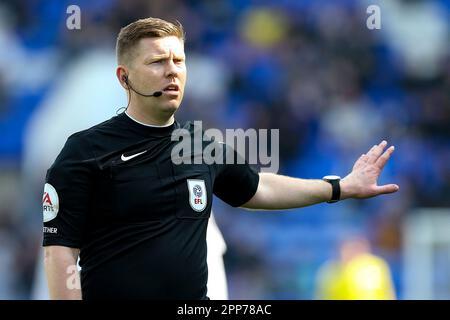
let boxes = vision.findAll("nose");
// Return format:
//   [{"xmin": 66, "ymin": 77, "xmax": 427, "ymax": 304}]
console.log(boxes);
[{"xmin": 165, "ymin": 59, "xmax": 179, "ymax": 79}]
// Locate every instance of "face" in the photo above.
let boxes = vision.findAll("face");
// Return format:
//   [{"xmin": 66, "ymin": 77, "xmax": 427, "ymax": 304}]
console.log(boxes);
[
  {"xmin": 125, "ymin": 36, "xmax": 187, "ymax": 117},
  {"xmin": 340, "ymin": 238, "xmax": 370, "ymax": 262}
]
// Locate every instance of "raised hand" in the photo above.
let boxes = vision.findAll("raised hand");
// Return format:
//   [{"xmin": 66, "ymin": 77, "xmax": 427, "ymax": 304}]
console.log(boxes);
[{"xmin": 340, "ymin": 140, "xmax": 399, "ymax": 199}]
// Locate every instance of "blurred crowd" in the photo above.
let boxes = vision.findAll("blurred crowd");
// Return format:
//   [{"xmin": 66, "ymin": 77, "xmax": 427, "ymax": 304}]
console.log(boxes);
[{"xmin": 0, "ymin": 0, "xmax": 449, "ymax": 299}]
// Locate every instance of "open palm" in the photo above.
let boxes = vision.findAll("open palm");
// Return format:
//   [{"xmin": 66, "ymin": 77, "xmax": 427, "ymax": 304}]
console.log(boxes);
[{"xmin": 340, "ymin": 140, "xmax": 399, "ymax": 199}]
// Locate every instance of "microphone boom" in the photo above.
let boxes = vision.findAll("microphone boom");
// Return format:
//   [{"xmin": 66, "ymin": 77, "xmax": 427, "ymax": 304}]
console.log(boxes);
[{"xmin": 127, "ymin": 79, "xmax": 163, "ymax": 97}]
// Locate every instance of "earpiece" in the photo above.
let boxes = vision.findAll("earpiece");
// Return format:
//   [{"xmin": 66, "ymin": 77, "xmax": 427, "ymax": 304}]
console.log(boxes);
[{"xmin": 122, "ymin": 75, "xmax": 128, "ymax": 84}]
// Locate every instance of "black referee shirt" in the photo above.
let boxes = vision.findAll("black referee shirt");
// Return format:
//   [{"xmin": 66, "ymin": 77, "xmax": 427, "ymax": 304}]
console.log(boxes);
[{"xmin": 42, "ymin": 112, "xmax": 259, "ymax": 300}]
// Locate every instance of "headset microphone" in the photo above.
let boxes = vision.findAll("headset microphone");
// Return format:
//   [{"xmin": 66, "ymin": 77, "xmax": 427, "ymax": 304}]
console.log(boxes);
[{"xmin": 123, "ymin": 75, "xmax": 163, "ymax": 98}]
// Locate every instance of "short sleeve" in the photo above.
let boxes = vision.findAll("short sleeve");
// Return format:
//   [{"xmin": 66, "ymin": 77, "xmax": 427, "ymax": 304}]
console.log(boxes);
[
  {"xmin": 212, "ymin": 143, "xmax": 260, "ymax": 207},
  {"xmin": 42, "ymin": 133, "xmax": 95, "ymax": 248}
]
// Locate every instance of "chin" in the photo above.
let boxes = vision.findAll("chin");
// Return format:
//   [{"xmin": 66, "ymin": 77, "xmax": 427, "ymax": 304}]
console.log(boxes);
[{"xmin": 162, "ymin": 101, "xmax": 180, "ymax": 114}]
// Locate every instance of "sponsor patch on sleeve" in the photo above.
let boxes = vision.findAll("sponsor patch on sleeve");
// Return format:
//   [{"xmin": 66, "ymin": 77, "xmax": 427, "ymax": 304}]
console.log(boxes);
[{"xmin": 43, "ymin": 183, "xmax": 59, "ymax": 222}]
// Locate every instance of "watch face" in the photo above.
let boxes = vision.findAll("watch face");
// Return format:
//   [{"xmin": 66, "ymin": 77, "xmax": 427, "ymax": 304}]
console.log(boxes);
[{"xmin": 323, "ymin": 175, "xmax": 341, "ymax": 180}]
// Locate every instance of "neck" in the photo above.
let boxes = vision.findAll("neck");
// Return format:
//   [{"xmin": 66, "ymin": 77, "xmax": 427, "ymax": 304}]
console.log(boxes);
[
  {"xmin": 125, "ymin": 111, "xmax": 174, "ymax": 127},
  {"xmin": 126, "ymin": 101, "xmax": 174, "ymax": 126}
]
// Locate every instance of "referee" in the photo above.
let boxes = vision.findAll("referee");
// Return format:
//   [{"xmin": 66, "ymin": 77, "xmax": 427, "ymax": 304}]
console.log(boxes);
[{"xmin": 43, "ymin": 17, "xmax": 399, "ymax": 300}]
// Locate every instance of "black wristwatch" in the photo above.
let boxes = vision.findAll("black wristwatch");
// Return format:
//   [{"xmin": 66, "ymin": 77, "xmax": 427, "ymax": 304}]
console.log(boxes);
[{"xmin": 322, "ymin": 175, "xmax": 341, "ymax": 203}]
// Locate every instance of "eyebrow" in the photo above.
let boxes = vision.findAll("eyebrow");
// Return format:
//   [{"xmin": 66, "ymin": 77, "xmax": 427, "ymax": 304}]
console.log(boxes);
[
  {"xmin": 149, "ymin": 54, "xmax": 169, "ymax": 60},
  {"xmin": 145, "ymin": 53, "xmax": 185, "ymax": 62}
]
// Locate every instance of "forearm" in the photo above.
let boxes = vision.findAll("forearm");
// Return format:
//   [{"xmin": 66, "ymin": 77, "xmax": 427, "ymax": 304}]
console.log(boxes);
[
  {"xmin": 44, "ymin": 246, "xmax": 81, "ymax": 300},
  {"xmin": 242, "ymin": 173, "xmax": 333, "ymax": 210}
]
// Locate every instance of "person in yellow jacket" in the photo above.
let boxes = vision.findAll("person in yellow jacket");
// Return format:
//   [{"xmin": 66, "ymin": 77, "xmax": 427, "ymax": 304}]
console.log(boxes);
[{"xmin": 315, "ymin": 236, "xmax": 396, "ymax": 300}]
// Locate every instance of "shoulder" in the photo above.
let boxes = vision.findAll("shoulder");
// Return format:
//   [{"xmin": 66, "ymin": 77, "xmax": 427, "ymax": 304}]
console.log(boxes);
[
  {"xmin": 51, "ymin": 116, "xmax": 119, "ymax": 167},
  {"xmin": 64, "ymin": 115, "xmax": 121, "ymax": 147},
  {"xmin": 176, "ymin": 120, "xmax": 197, "ymax": 133},
  {"xmin": 72, "ymin": 115, "xmax": 121, "ymax": 139},
  {"xmin": 171, "ymin": 121, "xmax": 206, "ymax": 143}
]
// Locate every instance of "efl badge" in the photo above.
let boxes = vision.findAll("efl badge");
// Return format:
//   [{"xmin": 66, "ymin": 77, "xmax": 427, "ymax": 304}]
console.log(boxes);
[
  {"xmin": 187, "ymin": 179, "xmax": 207, "ymax": 212},
  {"xmin": 43, "ymin": 183, "xmax": 59, "ymax": 222}
]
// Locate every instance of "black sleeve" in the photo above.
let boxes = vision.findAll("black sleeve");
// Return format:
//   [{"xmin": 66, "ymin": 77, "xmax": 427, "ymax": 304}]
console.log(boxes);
[
  {"xmin": 212, "ymin": 143, "xmax": 260, "ymax": 207},
  {"xmin": 42, "ymin": 133, "xmax": 95, "ymax": 248}
]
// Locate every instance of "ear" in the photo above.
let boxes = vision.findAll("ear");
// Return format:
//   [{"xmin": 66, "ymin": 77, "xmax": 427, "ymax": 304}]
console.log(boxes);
[{"xmin": 116, "ymin": 66, "xmax": 128, "ymax": 89}]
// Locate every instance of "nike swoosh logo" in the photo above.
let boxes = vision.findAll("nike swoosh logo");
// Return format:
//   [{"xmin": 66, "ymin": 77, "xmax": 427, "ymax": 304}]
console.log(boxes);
[{"xmin": 121, "ymin": 150, "xmax": 147, "ymax": 162}]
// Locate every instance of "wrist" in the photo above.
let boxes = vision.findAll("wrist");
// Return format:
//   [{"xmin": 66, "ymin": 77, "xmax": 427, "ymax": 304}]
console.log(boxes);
[{"xmin": 339, "ymin": 178, "xmax": 353, "ymax": 200}]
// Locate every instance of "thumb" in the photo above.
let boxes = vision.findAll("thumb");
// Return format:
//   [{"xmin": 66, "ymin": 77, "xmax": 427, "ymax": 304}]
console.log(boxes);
[{"xmin": 375, "ymin": 184, "xmax": 400, "ymax": 195}]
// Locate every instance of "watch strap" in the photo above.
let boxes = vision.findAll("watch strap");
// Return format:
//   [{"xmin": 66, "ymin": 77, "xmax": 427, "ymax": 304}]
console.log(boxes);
[{"xmin": 324, "ymin": 178, "xmax": 341, "ymax": 203}]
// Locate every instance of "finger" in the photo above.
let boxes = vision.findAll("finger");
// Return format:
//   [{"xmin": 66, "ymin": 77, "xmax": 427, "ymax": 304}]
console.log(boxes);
[
  {"xmin": 353, "ymin": 153, "xmax": 368, "ymax": 170},
  {"xmin": 368, "ymin": 140, "xmax": 387, "ymax": 162},
  {"xmin": 375, "ymin": 184, "xmax": 400, "ymax": 195},
  {"xmin": 363, "ymin": 145, "xmax": 377, "ymax": 163},
  {"xmin": 375, "ymin": 145, "xmax": 395, "ymax": 170},
  {"xmin": 367, "ymin": 140, "xmax": 387, "ymax": 164},
  {"xmin": 356, "ymin": 153, "xmax": 368, "ymax": 164}
]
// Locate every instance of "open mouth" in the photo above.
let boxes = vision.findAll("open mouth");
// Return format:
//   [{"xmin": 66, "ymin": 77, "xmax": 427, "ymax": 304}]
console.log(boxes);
[{"xmin": 163, "ymin": 84, "xmax": 179, "ymax": 92}]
